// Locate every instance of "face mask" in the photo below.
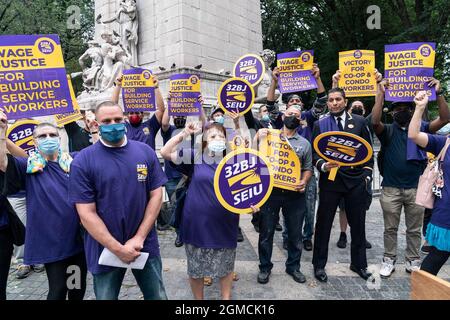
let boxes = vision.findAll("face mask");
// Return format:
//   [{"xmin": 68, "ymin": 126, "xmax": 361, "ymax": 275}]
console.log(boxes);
[
  {"xmin": 208, "ymin": 140, "xmax": 227, "ymax": 153},
  {"xmin": 37, "ymin": 137, "xmax": 60, "ymax": 155},
  {"xmin": 261, "ymin": 114, "xmax": 270, "ymax": 122},
  {"xmin": 100, "ymin": 123, "xmax": 126, "ymax": 143},
  {"xmin": 330, "ymin": 109, "xmax": 345, "ymax": 117},
  {"xmin": 214, "ymin": 116, "xmax": 225, "ymax": 125},
  {"xmin": 352, "ymin": 108, "xmax": 364, "ymax": 116},
  {"xmin": 393, "ymin": 110, "xmax": 412, "ymax": 127},
  {"xmin": 283, "ymin": 116, "xmax": 301, "ymax": 130},
  {"xmin": 129, "ymin": 114, "xmax": 142, "ymax": 126},
  {"xmin": 174, "ymin": 117, "xmax": 187, "ymax": 129}
]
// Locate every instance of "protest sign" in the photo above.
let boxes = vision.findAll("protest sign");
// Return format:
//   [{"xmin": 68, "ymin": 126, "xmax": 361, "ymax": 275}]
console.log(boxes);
[
  {"xmin": 168, "ymin": 74, "xmax": 201, "ymax": 116},
  {"xmin": 338, "ymin": 50, "xmax": 376, "ymax": 97},
  {"xmin": 54, "ymin": 76, "xmax": 83, "ymax": 127},
  {"xmin": 277, "ymin": 51, "xmax": 318, "ymax": 93},
  {"xmin": 121, "ymin": 68, "xmax": 156, "ymax": 112},
  {"xmin": 313, "ymin": 131, "xmax": 373, "ymax": 181},
  {"xmin": 385, "ymin": 42, "xmax": 436, "ymax": 101},
  {"xmin": 233, "ymin": 54, "xmax": 265, "ymax": 86},
  {"xmin": 217, "ymin": 77, "xmax": 255, "ymax": 116},
  {"xmin": 7, "ymin": 119, "xmax": 40, "ymax": 155},
  {"xmin": 0, "ymin": 34, "xmax": 75, "ymax": 120},
  {"xmin": 258, "ymin": 129, "xmax": 302, "ymax": 191},
  {"xmin": 214, "ymin": 148, "xmax": 273, "ymax": 214}
]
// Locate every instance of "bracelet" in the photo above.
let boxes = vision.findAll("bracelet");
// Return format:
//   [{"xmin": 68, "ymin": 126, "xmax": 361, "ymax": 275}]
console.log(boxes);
[{"xmin": 90, "ymin": 131, "xmax": 98, "ymax": 134}]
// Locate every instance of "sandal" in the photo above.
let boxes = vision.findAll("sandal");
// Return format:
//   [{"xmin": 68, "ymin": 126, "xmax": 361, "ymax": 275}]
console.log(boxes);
[{"xmin": 232, "ymin": 272, "xmax": 239, "ymax": 281}]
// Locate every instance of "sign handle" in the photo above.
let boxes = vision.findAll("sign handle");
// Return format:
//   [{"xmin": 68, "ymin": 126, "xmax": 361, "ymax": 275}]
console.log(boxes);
[{"xmin": 328, "ymin": 167, "xmax": 338, "ymax": 181}]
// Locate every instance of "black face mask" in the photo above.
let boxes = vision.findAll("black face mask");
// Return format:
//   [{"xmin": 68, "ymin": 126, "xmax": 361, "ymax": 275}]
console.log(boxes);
[
  {"xmin": 330, "ymin": 109, "xmax": 345, "ymax": 117},
  {"xmin": 393, "ymin": 110, "xmax": 412, "ymax": 127},
  {"xmin": 283, "ymin": 116, "xmax": 300, "ymax": 129},
  {"xmin": 352, "ymin": 108, "xmax": 364, "ymax": 116},
  {"xmin": 174, "ymin": 117, "xmax": 187, "ymax": 129}
]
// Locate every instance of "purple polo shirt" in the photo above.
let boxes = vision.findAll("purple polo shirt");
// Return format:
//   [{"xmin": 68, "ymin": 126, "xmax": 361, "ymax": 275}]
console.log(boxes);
[
  {"xmin": 125, "ymin": 114, "xmax": 161, "ymax": 150},
  {"xmin": 69, "ymin": 139, "xmax": 168, "ymax": 275},
  {"xmin": 11, "ymin": 155, "xmax": 83, "ymax": 265},
  {"xmin": 174, "ymin": 150, "xmax": 239, "ymax": 249}
]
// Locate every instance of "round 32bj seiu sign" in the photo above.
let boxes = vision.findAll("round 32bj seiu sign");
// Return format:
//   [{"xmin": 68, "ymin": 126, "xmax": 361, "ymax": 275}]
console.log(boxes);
[
  {"xmin": 217, "ymin": 77, "xmax": 255, "ymax": 116},
  {"xmin": 313, "ymin": 131, "xmax": 373, "ymax": 180},
  {"xmin": 214, "ymin": 149, "xmax": 274, "ymax": 214},
  {"xmin": 233, "ymin": 54, "xmax": 266, "ymax": 86}
]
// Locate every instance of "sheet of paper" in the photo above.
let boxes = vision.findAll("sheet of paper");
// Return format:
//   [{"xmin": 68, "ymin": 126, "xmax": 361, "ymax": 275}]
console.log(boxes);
[{"xmin": 98, "ymin": 248, "xmax": 149, "ymax": 270}]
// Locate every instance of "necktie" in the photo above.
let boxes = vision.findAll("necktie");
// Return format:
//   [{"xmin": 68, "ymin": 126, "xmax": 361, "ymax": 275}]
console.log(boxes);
[{"xmin": 337, "ymin": 117, "xmax": 344, "ymax": 131}]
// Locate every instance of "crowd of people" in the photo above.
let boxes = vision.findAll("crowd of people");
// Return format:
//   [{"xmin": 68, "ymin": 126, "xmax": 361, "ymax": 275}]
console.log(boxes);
[{"xmin": 0, "ymin": 64, "xmax": 449, "ymax": 300}]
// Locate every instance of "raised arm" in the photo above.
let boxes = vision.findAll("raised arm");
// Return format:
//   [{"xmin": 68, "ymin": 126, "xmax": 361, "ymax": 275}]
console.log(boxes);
[
  {"xmin": 312, "ymin": 63, "xmax": 325, "ymax": 94},
  {"xmin": 111, "ymin": 74, "xmax": 123, "ymax": 104},
  {"xmin": 198, "ymin": 95, "xmax": 207, "ymax": 125},
  {"xmin": 372, "ymin": 79, "xmax": 389, "ymax": 135},
  {"xmin": 331, "ymin": 70, "xmax": 341, "ymax": 89},
  {"xmin": 0, "ymin": 110, "xmax": 9, "ymax": 172},
  {"xmin": 162, "ymin": 92, "xmax": 171, "ymax": 133},
  {"xmin": 6, "ymin": 140, "xmax": 27, "ymax": 158},
  {"xmin": 153, "ymin": 76, "xmax": 165, "ymax": 124},
  {"xmin": 428, "ymin": 78, "xmax": 450, "ymax": 133},
  {"xmin": 408, "ymin": 91, "xmax": 429, "ymax": 148},
  {"xmin": 267, "ymin": 67, "xmax": 280, "ymax": 103}
]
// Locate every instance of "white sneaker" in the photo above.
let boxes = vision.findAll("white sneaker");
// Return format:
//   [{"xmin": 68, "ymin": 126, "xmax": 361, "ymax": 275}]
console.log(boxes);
[
  {"xmin": 406, "ymin": 259, "xmax": 421, "ymax": 273},
  {"xmin": 380, "ymin": 257, "xmax": 395, "ymax": 278}
]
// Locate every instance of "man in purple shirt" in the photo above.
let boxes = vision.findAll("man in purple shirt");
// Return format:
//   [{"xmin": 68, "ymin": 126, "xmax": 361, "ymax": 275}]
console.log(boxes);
[{"xmin": 69, "ymin": 101, "xmax": 168, "ymax": 300}]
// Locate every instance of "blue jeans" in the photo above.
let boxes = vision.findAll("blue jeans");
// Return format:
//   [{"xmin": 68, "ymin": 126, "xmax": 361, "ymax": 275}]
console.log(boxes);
[
  {"xmin": 282, "ymin": 175, "xmax": 317, "ymax": 242},
  {"xmin": 93, "ymin": 256, "xmax": 167, "ymax": 300},
  {"xmin": 258, "ymin": 190, "xmax": 306, "ymax": 273}
]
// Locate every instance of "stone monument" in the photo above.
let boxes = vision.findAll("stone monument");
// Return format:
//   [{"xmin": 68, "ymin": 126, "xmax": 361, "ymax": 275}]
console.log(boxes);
[{"xmin": 92, "ymin": 0, "xmax": 264, "ymax": 108}]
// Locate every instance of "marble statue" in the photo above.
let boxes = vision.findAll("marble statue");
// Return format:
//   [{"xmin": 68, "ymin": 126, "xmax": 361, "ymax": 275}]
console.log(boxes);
[{"xmin": 254, "ymin": 49, "xmax": 280, "ymax": 104}]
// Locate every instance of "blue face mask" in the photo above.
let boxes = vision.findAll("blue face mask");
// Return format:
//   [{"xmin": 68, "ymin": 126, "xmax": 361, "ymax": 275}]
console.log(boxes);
[
  {"xmin": 214, "ymin": 116, "xmax": 225, "ymax": 125},
  {"xmin": 100, "ymin": 123, "xmax": 126, "ymax": 143},
  {"xmin": 37, "ymin": 137, "xmax": 60, "ymax": 155},
  {"xmin": 208, "ymin": 140, "xmax": 227, "ymax": 153},
  {"xmin": 261, "ymin": 114, "xmax": 270, "ymax": 122}
]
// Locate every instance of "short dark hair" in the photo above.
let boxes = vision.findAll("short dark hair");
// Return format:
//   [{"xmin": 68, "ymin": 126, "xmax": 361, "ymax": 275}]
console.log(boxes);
[
  {"xmin": 259, "ymin": 104, "xmax": 268, "ymax": 113},
  {"xmin": 328, "ymin": 87, "xmax": 346, "ymax": 99},
  {"xmin": 33, "ymin": 123, "xmax": 58, "ymax": 138},
  {"xmin": 95, "ymin": 101, "xmax": 122, "ymax": 115}
]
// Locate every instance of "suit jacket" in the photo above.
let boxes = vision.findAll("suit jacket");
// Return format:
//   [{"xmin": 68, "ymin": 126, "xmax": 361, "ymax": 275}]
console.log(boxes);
[{"xmin": 312, "ymin": 112, "xmax": 374, "ymax": 192}]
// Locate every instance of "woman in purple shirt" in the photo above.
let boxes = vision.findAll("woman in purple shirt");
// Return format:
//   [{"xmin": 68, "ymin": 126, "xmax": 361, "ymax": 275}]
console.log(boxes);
[
  {"xmin": 409, "ymin": 90, "xmax": 450, "ymax": 276},
  {"xmin": 161, "ymin": 122, "xmax": 258, "ymax": 299}
]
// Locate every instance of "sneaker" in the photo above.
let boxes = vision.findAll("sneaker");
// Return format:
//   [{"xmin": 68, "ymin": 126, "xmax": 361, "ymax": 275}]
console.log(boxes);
[
  {"xmin": 336, "ymin": 232, "xmax": 347, "ymax": 249},
  {"xmin": 380, "ymin": 257, "xmax": 395, "ymax": 278},
  {"xmin": 32, "ymin": 264, "xmax": 45, "ymax": 273},
  {"xmin": 16, "ymin": 265, "xmax": 32, "ymax": 279},
  {"xmin": 237, "ymin": 227, "xmax": 244, "ymax": 242},
  {"xmin": 406, "ymin": 259, "xmax": 421, "ymax": 273},
  {"xmin": 275, "ymin": 222, "xmax": 282, "ymax": 232}
]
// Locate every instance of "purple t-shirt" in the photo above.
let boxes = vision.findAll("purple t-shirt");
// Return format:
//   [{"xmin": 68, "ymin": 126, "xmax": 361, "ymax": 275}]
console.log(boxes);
[
  {"xmin": 125, "ymin": 114, "xmax": 161, "ymax": 150},
  {"xmin": 11, "ymin": 155, "xmax": 83, "ymax": 265},
  {"xmin": 161, "ymin": 125, "xmax": 183, "ymax": 180},
  {"xmin": 174, "ymin": 151, "xmax": 239, "ymax": 249},
  {"xmin": 425, "ymin": 134, "xmax": 450, "ymax": 229},
  {"xmin": 69, "ymin": 140, "xmax": 168, "ymax": 275}
]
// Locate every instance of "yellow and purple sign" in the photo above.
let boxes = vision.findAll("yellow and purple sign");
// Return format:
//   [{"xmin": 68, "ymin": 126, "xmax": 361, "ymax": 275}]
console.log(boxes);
[
  {"xmin": 169, "ymin": 74, "xmax": 201, "ymax": 116},
  {"xmin": 217, "ymin": 77, "xmax": 255, "ymax": 116},
  {"xmin": 7, "ymin": 119, "xmax": 40, "ymax": 156},
  {"xmin": 258, "ymin": 129, "xmax": 302, "ymax": 191},
  {"xmin": 121, "ymin": 68, "xmax": 156, "ymax": 112},
  {"xmin": 54, "ymin": 76, "xmax": 83, "ymax": 127},
  {"xmin": 385, "ymin": 42, "xmax": 436, "ymax": 102},
  {"xmin": 339, "ymin": 50, "xmax": 376, "ymax": 97},
  {"xmin": 233, "ymin": 54, "xmax": 265, "ymax": 86},
  {"xmin": 277, "ymin": 50, "xmax": 318, "ymax": 93},
  {"xmin": 214, "ymin": 149, "xmax": 273, "ymax": 214},
  {"xmin": 0, "ymin": 34, "xmax": 75, "ymax": 120}
]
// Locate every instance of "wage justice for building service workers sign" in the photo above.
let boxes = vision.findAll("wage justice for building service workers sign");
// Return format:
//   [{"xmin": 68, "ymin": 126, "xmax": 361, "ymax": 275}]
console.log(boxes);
[
  {"xmin": 338, "ymin": 50, "xmax": 377, "ymax": 97},
  {"xmin": 384, "ymin": 42, "xmax": 436, "ymax": 102},
  {"xmin": 168, "ymin": 74, "xmax": 201, "ymax": 116},
  {"xmin": 276, "ymin": 50, "xmax": 318, "ymax": 94},
  {"xmin": 121, "ymin": 68, "xmax": 156, "ymax": 112},
  {"xmin": 214, "ymin": 149, "xmax": 274, "ymax": 214},
  {"xmin": 0, "ymin": 34, "xmax": 75, "ymax": 120}
]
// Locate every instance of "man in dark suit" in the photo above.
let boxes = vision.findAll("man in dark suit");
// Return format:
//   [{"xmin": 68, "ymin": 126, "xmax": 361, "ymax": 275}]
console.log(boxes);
[{"xmin": 311, "ymin": 87, "xmax": 374, "ymax": 282}]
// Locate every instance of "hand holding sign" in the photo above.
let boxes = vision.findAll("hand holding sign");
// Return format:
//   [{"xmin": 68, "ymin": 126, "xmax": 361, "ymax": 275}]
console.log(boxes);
[{"xmin": 414, "ymin": 90, "xmax": 429, "ymax": 110}]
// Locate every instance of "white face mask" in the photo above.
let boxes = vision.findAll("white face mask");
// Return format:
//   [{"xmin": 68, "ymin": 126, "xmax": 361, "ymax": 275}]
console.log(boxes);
[{"xmin": 208, "ymin": 140, "xmax": 226, "ymax": 153}]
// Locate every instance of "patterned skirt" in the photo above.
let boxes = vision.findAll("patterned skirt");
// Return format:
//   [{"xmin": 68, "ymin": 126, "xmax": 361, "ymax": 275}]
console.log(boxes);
[{"xmin": 185, "ymin": 244, "xmax": 236, "ymax": 279}]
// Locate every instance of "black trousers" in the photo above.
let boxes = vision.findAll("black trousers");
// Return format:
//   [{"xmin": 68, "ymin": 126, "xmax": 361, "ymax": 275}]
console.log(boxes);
[
  {"xmin": 0, "ymin": 227, "xmax": 13, "ymax": 300},
  {"xmin": 421, "ymin": 246, "xmax": 450, "ymax": 276},
  {"xmin": 422, "ymin": 208, "xmax": 433, "ymax": 237},
  {"xmin": 44, "ymin": 252, "xmax": 87, "ymax": 300},
  {"xmin": 313, "ymin": 182, "xmax": 368, "ymax": 269}
]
